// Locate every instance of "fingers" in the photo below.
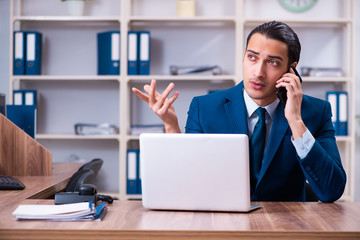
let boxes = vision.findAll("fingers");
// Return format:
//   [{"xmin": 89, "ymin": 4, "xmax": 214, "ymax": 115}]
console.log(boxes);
[
  {"xmin": 132, "ymin": 79, "xmax": 178, "ymax": 115},
  {"xmin": 132, "ymin": 87, "xmax": 149, "ymax": 103},
  {"xmin": 276, "ymin": 72, "xmax": 301, "ymax": 90},
  {"xmin": 157, "ymin": 91, "xmax": 179, "ymax": 115},
  {"xmin": 148, "ymin": 79, "xmax": 157, "ymax": 106},
  {"xmin": 151, "ymin": 82, "xmax": 176, "ymax": 112}
]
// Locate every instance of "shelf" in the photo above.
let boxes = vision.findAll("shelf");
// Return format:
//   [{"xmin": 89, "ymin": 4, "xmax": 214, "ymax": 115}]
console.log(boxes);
[
  {"xmin": 302, "ymin": 76, "xmax": 351, "ymax": 83},
  {"xmin": 36, "ymin": 134, "xmax": 120, "ymax": 140},
  {"xmin": 127, "ymin": 135, "xmax": 140, "ymax": 141},
  {"xmin": 11, "ymin": 75, "xmax": 120, "ymax": 81},
  {"xmin": 335, "ymin": 136, "xmax": 353, "ymax": 142},
  {"xmin": 129, "ymin": 16, "xmax": 236, "ymax": 23},
  {"xmin": 12, "ymin": 16, "xmax": 120, "ymax": 22},
  {"xmin": 244, "ymin": 18, "xmax": 353, "ymax": 25},
  {"xmin": 128, "ymin": 75, "xmax": 237, "ymax": 82}
]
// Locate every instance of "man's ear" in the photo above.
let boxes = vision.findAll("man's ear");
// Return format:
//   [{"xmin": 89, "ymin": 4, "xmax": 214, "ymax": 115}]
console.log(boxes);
[{"xmin": 290, "ymin": 62, "xmax": 298, "ymax": 69}]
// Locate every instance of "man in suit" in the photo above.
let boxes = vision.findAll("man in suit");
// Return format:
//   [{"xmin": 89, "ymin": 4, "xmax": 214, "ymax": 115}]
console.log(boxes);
[{"xmin": 132, "ymin": 21, "xmax": 346, "ymax": 202}]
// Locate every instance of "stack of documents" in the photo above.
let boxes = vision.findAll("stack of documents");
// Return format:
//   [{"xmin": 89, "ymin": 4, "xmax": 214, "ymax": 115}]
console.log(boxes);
[{"xmin": 12, "ymin": 201, "xmax": 107, "ymax": 221}]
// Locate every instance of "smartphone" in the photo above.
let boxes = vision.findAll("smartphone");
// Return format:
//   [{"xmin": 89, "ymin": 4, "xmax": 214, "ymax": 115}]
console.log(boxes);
[{"xmin": 276, "ymin": 66, "xmax": 303, "ymax": 106}]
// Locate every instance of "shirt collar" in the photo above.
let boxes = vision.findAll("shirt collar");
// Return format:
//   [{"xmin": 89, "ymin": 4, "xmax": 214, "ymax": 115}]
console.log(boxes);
[{"xmin": 243, "ymin": 88, "xmax": 280, "ymax": 119}]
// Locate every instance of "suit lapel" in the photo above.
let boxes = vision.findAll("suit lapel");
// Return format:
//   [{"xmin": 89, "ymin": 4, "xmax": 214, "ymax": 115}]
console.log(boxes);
[
  {"xmin": 257, "ymin": 103, "xmax": 289, "ymax": 186},
  {"xmin": 224, "ymin": 83, "xmax": 249, "ymax": 135},
  {"xmin": 222, "ymin": 82, "xmax": 289, "ymax": 191}
]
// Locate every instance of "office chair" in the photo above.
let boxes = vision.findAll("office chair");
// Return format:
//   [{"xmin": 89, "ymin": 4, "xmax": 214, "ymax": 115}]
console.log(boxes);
[
  {"xmin": 65, "ymin": 158, "xmax": 104, "ymax": 192},
  {"xmin": 305, "ymin": 182, "xmax": 318, "ymax": 202}
]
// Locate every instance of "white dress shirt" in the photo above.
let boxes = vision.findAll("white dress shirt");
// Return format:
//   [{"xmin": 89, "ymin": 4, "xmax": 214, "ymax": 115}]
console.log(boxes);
[{"xmin": 243, "ymin": 89, "xmax": 315, "ymax": 159}]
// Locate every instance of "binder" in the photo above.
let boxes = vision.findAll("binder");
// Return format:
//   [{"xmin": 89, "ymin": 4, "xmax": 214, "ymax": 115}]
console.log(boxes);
[
  {"xmin": 97, "ymin": 31, "xmax": 120, "ymax": 75},
  {"xmin": 127, "ymin": 149, "xmax": 139, "ymax": 194},
  {"xmin": 13, "ymin": 90, "xmax": 37, "ymax": 107},
  {"xmin": 338, "ymin": 91, "xmax": 348, "ymax": 136},
  {"xmin": 13, "ymin": 31, "xmax": 26, "ymax": 75},
  {"xmin": 25, "ymin": 31, "xmax": 42, "ymax": 75},
  {"xmin": 326, "ymin": 91, "xmax": 338, "ymax": 134},
  {"xmin": 138, "ymin": 31, "xmax": 150, "ymax": 75},
  {"xmin": 6, "ymin": 105, "xmax": 36, "ymax": 138},
  {"xmin": 13, "ymin": 90, "xmax": 24, "ymax": 105},
  {"xmin": 137, "ymin": 152, "xmax": 142, "ymax": 194},
  {"xmin": 127, "ymin": 31, "xmax": 138, "ymax": 75}
]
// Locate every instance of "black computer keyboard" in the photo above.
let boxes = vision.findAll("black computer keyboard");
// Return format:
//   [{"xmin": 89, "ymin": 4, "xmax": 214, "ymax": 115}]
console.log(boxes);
[{"xmin": 0, "ymin": 175, "xmax": 25, "ymax": 190}]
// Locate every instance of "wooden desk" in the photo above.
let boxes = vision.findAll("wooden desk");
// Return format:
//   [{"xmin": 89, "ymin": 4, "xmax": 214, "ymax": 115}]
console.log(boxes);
[
  {"xmin": 0, "ymin": 162, "xmax": 82, "ymax": 205},
  {"xmin": 1, "ymin": 200, "xmax": 360, "ymax": 240}
]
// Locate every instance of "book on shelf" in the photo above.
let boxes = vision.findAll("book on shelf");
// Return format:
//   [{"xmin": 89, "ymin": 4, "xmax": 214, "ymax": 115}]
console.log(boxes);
[
  {"xmin": 170, "ymin": 65, "xmax": 223, "ymax": 75},
  {"xmin": 130, "ymin": 124, "xmax": 165, "ymax": 136},
  {"xmin": 75, "ymin": 123, "xmax": 119, "ymax": 135},
  {"xmin": 12, "ymin": 201, "xmax": 107, "ymax": 221},
  {"xmin": 301, "ymin": 67, "xmax": 343, "ymax": 77}
]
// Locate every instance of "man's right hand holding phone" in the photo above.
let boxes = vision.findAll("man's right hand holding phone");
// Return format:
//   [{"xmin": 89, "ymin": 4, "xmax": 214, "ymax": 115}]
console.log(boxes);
[
  {"xmin": 276, "ymin": 66, "xmax": 306, "ymax": 140},
  {"xmin": 132, "ymin": 79, "xmax": 182, "ymax": 133}
]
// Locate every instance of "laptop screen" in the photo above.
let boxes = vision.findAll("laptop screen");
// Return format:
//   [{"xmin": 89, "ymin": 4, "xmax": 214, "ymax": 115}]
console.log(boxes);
[{"xmin": 139, "ymin": 133, "xmax": 256, "ymax": 212}]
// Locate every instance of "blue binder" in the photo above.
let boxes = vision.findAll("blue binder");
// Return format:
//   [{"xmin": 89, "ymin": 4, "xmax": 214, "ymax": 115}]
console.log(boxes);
[
  {"xmin": 6, "ymin": 105, "xmax": 36, "ymax": 138},
  {"xmin": 13, "ymin": 89, "xmax": 37, "ymax": 107},
  {"xmin": 127, "ymin": 149, "xmax": 139, "ymax": 194},
  {"xmin": 138, "ymin": 31, "xmax": 150, "ymax": 75},
  {"xmin": 25, "ymin": 31, "xmax": 42, "ymax": 75},
  {"xmin": 127, "ymin": 31, "xmax": 138, "ymax": 75},
  {"xmin": 338, "ymin": 91, "xmax": 348, "ymax": 136},
  {"xmin": 137, "ymin": 151, "xmax": 142, "ymax": 194},
  {"xmin": 97, "ymin": 31, "xmax": 120, "ymax": 75},
  {"xmin": 326, "ymin": 91, "xmax": 338, "ymax": 134},
  {"xmin": 13, "ymin": 31, "xmax": 26, "ymax": 75}
]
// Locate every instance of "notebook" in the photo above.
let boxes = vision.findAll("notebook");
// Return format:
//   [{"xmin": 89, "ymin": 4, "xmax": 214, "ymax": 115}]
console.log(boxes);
[{"xmin": 139, "ymin": 133, "xmax": 261, "ymax": 212}]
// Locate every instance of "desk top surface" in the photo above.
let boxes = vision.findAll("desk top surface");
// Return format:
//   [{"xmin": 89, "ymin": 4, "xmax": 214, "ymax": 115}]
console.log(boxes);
[
  {"xmin": 1, "ymin": 199, "xmax": 360, "ymax": 232},
  {"xmin": 0, "ymin": 162, "xmax": 82, "ymax": 205},
  {"xmin": 0, "ymin": 162, "xmax": 359, "ymax": 240}
]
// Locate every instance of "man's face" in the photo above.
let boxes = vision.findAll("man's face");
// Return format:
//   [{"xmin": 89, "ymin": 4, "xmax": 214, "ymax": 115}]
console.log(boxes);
[{"xmin": 243, "ymin": 33, "xmax": 289, "ymax": 106}]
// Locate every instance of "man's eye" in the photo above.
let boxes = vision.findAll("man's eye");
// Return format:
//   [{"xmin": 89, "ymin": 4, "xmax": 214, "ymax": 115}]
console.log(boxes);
[
  {"xmin": 269, "ymin": 60, "xmax": 279, "ymax": 66},
  {"xmin": 248, "ymin": 55, "xmax": 256, "ymax": 61}
]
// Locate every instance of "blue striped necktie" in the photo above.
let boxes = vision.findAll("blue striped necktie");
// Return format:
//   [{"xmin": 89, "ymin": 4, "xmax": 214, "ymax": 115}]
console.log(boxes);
[{"xmin": 250, "ymin": 107, "xmax": 266, "ymax": 192}]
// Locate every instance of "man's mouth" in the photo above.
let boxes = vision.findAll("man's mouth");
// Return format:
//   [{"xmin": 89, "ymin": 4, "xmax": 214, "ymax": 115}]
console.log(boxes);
[{"xmin": 251, "ymin": 81, "xmax": 265, "ymax": 90}]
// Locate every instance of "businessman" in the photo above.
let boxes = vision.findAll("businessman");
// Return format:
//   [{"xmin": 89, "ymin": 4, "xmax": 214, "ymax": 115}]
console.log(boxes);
[{"xmin": 132, "ymin": 21, "xmax": 346, "ymax": 202}]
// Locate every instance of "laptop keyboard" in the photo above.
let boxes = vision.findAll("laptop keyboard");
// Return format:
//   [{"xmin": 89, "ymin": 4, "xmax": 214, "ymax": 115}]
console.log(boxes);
[{"xmin": 0, "ymin": 175, "xmax": 25, "ymax": 190}]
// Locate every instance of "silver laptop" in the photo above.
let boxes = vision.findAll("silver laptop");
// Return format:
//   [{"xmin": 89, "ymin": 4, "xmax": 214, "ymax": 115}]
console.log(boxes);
[{"xmin": 139, "ymin": 133, "xmax": 261, "ymax": 212}]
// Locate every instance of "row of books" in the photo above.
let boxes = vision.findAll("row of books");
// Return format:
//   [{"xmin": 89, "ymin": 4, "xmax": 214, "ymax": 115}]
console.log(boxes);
[
  {"xmin": 13, "ymin": 31, "xmax": 42, "ymax": 75},
  {"xmin": 97, "ymin": 31, "xmax": 151, "ymax": 75},
  {"xmin": 127, "ymin": 149, "xmax": 142, "ymax": 194},
  {"xmin": 326, "ymin": 91, "xmax": 348, "ymax": 136}
]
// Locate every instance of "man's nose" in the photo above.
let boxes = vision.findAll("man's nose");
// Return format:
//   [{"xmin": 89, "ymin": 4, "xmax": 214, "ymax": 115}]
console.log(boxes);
[{"xmin": 254, "ymin": 62, "xmax": 266, "ymax": 79}]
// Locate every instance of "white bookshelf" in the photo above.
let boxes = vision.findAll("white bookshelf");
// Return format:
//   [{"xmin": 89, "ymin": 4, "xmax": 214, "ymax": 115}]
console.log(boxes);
[{"xmin": 9, "ymin": 0, "xmax": 355, "ymax": 201}]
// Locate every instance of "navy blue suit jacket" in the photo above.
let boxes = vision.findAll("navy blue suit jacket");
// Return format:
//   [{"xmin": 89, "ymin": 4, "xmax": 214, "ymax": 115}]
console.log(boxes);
[{"xmin": 185, "ymin": 82, "xmax": 346, "ymax": 202}]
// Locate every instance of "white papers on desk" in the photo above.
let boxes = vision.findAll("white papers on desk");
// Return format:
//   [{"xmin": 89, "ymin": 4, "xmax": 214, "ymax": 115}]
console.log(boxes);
[{"xmin": 12, "ymin": 201, "xmax": 107, "ymax": 221}]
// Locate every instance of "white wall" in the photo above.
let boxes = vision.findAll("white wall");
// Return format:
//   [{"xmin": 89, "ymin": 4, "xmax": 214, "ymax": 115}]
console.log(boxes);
[
  {"xmin": 0, "ymin": 0, "xmax": 359, "ymax": 200},
  {"xmin": 0, "ymin": 1, "xmax": 10, "ymax": 100}
]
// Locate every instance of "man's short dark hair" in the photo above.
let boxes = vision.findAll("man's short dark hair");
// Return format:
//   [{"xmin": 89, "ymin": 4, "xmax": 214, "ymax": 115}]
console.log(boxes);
[{"xmin": 246, "ymin": 21, "xmax": 301, "ymax": 67}]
